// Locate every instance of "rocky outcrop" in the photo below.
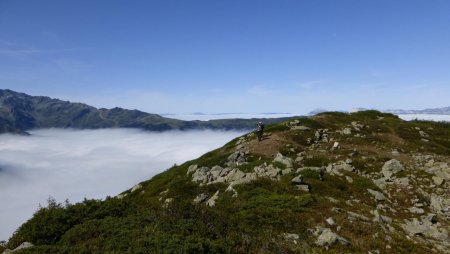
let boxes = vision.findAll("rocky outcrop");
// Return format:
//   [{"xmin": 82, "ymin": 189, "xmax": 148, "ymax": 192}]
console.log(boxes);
[
  {"xmin": 312, "ymin": 227, "xmax": 350, "ymax": 248},
  {"xmin": 401, "ymin": 218, "xmax": 449, "ymax": 242},
  {"xmin": 2, "ymin": 242, "xmax": 33, "ymax": 254},
  {"xmin": 381, "ymin": 159, "xmax": 404, "ymax": 179},
  {"xmin": 189, "ymin": 165, "xmax": 256, "ymax": 186},
  {"xmin": 226, "ymin": 150, "xmax": 248, "ymax": 167},
  {"xmin": 131, "ymin": 184, "xmax": 142, "ymax": 192},
  {"xmin": 367, "ymin": 189, "xmax": 386, "ymax": 202},
  {"xmin": 326, "ymin": 160, "xmax": 354, "ymax": 176},
  {"xmin": 273, "ymin": 153, "xmax": 293, "ymax": 168},
  {"xmin": 206, "ymin": 191, "xmax": 220, "ymax": 207},
  {"xmin": 193, "ymin": 193, "xmax": 209, "ymax": 203}
]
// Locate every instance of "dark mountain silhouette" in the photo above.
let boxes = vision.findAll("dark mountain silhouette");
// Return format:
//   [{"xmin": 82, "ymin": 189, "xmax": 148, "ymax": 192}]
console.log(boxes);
[{"xmin": 0, "ymin": 89, "xmax": 294, "ymax": 134}]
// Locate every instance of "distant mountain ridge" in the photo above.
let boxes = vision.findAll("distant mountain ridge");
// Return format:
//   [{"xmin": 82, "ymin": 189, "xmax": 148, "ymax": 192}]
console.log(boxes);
[
  {"xmin": 309, "ymin": 107, "xmax": 450, "ymax": 116},
  {"xmin": 384, "ymin": 107, "xmax": 450, "ymax": 115},
  {"xmin": 0, "ymin": 89, "xmax": 294, "ymax": 134}
]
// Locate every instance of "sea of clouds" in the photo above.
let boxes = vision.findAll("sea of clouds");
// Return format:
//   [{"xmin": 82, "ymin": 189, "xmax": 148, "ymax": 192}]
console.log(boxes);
[{"xmin": 0, "ymin": 128, "xmax": 245, "ymax": 241}]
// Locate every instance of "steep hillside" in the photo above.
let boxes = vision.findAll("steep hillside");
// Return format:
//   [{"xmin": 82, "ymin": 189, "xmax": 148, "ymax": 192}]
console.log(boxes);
[
  {"xmin": 0, "ymin": 89, "xmax": 292, "ymax": 133},
  {"xmin": 3, "ymin": 111, "xmax": 450, "ymax": 253}
]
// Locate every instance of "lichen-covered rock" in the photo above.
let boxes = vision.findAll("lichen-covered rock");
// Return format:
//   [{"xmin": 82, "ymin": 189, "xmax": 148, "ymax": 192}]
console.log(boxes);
[
  {"xmin": 313, "ymin": 227, "xmax": 350, "ymax": 247},
  {"xmin": 273, "ymin": 153, "xmax": 293, "ymax": 168},
  {"xmin": 193, "ymin": 193, "xmax": 209, "ymax": 203},
  {"xmin": 347, "ymin": 211, "xmax": 370, "ymax": 222},
  {"xmin": 368, "ymin": 189, "xmax": 386, "ymax": 202},
  {"xmin": 282, "ymin": 233, "xmax": 300, "ymax": 242},
  {"xmin": 401, "ymin": 218, "xmax": 449, "ymax": 242},
  {"xmin": 291, "ymin": 175, "xmax": 304, "ymax": 185},
  {"xmin": 131, "ymin": 184, "xmax": 142, "ymax": 192},
  {"xmin": 226, "ymin": 150, "xmax": 248, "ymax": 167},
  {"xmin": 296, "ymin": 184, "xmax": 310, "ymax": 192},
  {"xmin": 371, "ymin": 209, "xmax": 392, "ymax": 224},
  {"xmin": 326, "ymin": 161, "xmax": 354, "ymax": 176},
  {"xmin": 381, "ymin": 159, "xmax": 404, "ymax": 179},
  {"xmin": 2, "ymin": 242, "xmax": 34, "ymax": 254},
  {"xmin": 432, "ymin": 176, "xmax": 445, "ymax": 186},
  {"xmin": 187, "ymin": 164, "xmax": 198, "ymax": 175},
  {"xmin": 206, "ymin": 191, "xmax": 220, "ymax": 207}
]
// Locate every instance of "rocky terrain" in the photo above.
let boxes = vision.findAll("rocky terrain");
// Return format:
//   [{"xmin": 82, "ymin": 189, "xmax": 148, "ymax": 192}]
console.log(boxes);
[
  {"xmin": 0, "ymin": 89, "xmax": 293, "ymax": 134},
  {"xmin": 2, "ymin": 111, "xmax": 449, "ymax": 253}
]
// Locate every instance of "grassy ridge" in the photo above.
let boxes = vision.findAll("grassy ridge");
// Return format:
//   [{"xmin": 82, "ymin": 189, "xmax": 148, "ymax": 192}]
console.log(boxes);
[{"xmin": 5, "ymin": 110, "xmax": 450, "ymax": 253}]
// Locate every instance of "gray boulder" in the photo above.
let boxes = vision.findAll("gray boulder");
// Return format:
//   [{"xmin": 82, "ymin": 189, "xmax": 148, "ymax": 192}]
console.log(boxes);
[
  {"xmin": 432, "ymin": 176, "xmax": 445, "ymax": 186},
  {"xmin": 206, "ymin": 191, "xmax": 220, "ymax": 207},
  {"xmin": 313, "ymin": 227, "xmax": 350, "ymax": 247},
  {"xmin": 273, "ymin": 153, "xmax": 293, "ymax": 168},
  {"xmin": 131, "ymin": 184, "xmax": 142, "ymax": 192},
  {"xmin": 186, "ymin": 164, "xmax": 198, "ymax": 175},
  {"xmin": 326, "ymin": 161, "xmax": 354, "ymax": 176},
  {"xmin": 368, "ymin": 189, "xmax": 386, "ymax": 202},
  {"xmin": 401, "ymin": 218, "xmax": 449, "ymax": 241},
  {"xmin": 226, "ymin": 150, "xmax": 247, "ymax": 166},
  {"xmin": 2, "ymin": 242, "xmax": 34, "ymax": 254},
  {"xmin": 297, "ymin": 184, "xmax": 310, "ymax": 192},
  {"xmin": 381, "ymin": 159, "xmax": 404, "ymax": 179},
  {"xmin": 193, "ymin": 193, "xmax": 209, "ymax": 203},
  {"xmin": 291, "ymin": 175, "xmax": 304, "ymax": 185}
]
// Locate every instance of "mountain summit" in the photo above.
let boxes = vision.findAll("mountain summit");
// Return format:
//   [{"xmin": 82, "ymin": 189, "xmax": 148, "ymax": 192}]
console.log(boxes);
[{"xmin": 3, "ymin": 111, "xmax": 449, "ymax": 253}]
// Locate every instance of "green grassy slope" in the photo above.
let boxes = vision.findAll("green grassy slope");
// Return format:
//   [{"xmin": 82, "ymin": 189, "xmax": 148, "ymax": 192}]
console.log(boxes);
[{"xmin": 5, "ymin": 111, "xmax": 450, "ymax": 253}]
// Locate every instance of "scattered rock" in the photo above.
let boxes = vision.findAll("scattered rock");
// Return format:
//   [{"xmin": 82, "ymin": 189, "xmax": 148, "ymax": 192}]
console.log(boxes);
[
  {"xmin": 326, "ymin": 161, "xmax": 354, "ymax": 176},
  {"xmin": 368, "ymin": 189, "xmax": 386, "ymax": 202},
  {"xmin": 326, "ymin": 217, "xmax": 336, "ymax": 226},
  {"xmin": 117, "ymin": 193, "xmax": 127, "ymax": 199},
  {"xmin": 423, "ymin": 213, "xmax": 437, "ymax": 224},
  {"xmin": 273, "ymin": 153, "xmax": 294, "ymax": 168},
  {"xmin": 162, "ymin": 198, "xmax": 173, "ymax": 208},
  {"xmin": 327, "ymin": 197, "xmax": 340, "ymax": 204},
  {"xmin": 131, "ymin": 184, "xmax": 142, "ymax": 192},
  {"xmin": 347, "ymin": 211, "xmax": 370, "ymax": 222},
  {"xmin": 313, "ymin": 227, "xmax": 350, "ymax": 247},
  {"xmin": 297, "ymin": 184, "xmax": 310, "ymax": 192},
  {"xmin": 291, "ymin": 175, "xmax": 304, "ymax": 185},
  {"xmin": 193, "ymin": 193, "xmax": 209, "ymax": 203},
  {"xmin": 206, "ymin": 191, "xmax": 220, "ymax": 207},
  {"xmin": 419, "ymin": 130, "xmax": 429, "ymax": 138},
  {"xmin": 282, "ymin": 233, "xmax": 300, "ymax": 243},
  {"xmin": 2, "ymin": 242, "xmax": 34, "ymax": 254},
  {"xmin": 315, "ymin": 129, "xmax": 329, "ymax": 142},
  {"xmin": 345, "ymin": 176, "xmax": 353, "ymax": 183},
  {"xmin": 331, "ymin": 142, "xmax": 340, "ymax": 151},
  {"xmin": 371, "ymin": 210, "xmax": 392, "ymax": 224},
  {"xmin": 381, "ymin": 159, "xmax": 404, "ymax": 179},
  {"xmin": 401, "ymin": 218, "xmax": 449, "ymax": 242},
  {"xmin": 187, "ymin": 164, "xmax": 198, "ymax": 175},
  {"xmin": 291, "ymin": 125, "xmax": 311, "ymax": 131},
  {"xmin": 225, "ymin": 185, "xmax": 238, "ymax": 197},
  {"xmin": 432, "ymin": 176, "xmax": 444, "ymax": 186},
  {"xmin": 226, "ymin": 150, "xmax": 247, "ymax": 166},
  {"xmin": 254, "ymin": 164, "xmax": 281, "ymax": 180},
  {"xmin": 409, "ymin": 207, "xmax": 425, "ymax": 215}
]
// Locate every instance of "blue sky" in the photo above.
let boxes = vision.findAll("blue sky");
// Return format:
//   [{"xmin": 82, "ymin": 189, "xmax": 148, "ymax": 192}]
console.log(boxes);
[{"xmin": 1, "ymin": 0, "xmax": 449, "ymax": 114}]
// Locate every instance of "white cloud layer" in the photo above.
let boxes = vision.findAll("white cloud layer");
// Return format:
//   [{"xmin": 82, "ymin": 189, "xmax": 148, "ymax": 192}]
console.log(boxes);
[{"xmin": 0, "ymin": 128, "xmax": 244, "ymax": 241}]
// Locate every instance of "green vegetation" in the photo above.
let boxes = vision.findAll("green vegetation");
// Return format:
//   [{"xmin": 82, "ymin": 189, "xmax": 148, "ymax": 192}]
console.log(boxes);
[{"xmin": 5, "ymin": 110, "xmax": 449, "ymax": 253}]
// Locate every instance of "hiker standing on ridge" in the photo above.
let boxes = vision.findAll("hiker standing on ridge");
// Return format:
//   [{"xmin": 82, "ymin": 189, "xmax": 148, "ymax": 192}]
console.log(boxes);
[{"xmin": 256, "ymin": 121, "xmax": 265, "ymax": 142}]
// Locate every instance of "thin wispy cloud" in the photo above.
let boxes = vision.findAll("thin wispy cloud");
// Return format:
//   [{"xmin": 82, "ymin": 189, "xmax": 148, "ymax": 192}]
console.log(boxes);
[
  {"xmin": 0, "ymin": 39, "xmax": 88, "ymax": 57},
  {"xmin": 0, "ymin": 128, "xmax": 244, "ymax": 241},
  {"xmin": 0, "ymin": 47, "xmax": 87, "ymax": 56}
]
